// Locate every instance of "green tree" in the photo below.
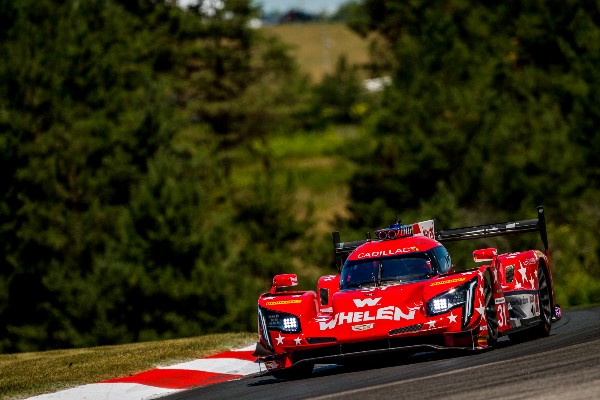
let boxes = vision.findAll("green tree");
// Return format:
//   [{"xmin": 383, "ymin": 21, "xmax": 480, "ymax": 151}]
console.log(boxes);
[
  {"xmin": 346, "ymin": 0, "xmax": 598, "ymax": 218},
  {"xmin": 311, "ymin": 55, "xmax": 365, "ymax": 124},
  {"xmin": 0, "ymin": 0, "xmax": 310, "ymax": 352},
  {"xmin": 0, "ymin": 0, "xmax": 183, "ymax": 351},
  {"xmin": 173, "ymin": 0, "xmax": 303, "ymax": 152},
  {"xmin": 342, "ymin": 0, "xmax": 600, "ymax": 305}
]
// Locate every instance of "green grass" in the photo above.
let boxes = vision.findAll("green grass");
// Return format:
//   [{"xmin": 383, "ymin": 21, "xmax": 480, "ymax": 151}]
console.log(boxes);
[
  {"xmin": 0, "ymin": 332, "xmax": 256, "ymax": 400},
  {"xmin": 263, "ymin": 22, "xmax": 370, "ymax": 82}
]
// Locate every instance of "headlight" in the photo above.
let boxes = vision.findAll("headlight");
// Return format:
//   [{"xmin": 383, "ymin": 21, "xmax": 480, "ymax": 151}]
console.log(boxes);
[
  {"xmin": 258, "ymin": 306, "xmax": 302, "ymax": 334},
  {"xmin": 427, "ymin": 277, "xmax": 478, "ymax": 326}
]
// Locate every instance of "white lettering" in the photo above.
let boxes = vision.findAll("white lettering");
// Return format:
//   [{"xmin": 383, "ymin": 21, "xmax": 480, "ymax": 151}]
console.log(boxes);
[
  {"xmin": 363, "ymin": 310, "xmax": 376, "ymax": 321},
  {"xmin": 339, "ymin": 312, "xmax": 353, "ymax": 325},
  {"xmin": 353, "ymin": 297, "xmax": 382, "ymax": 308},
  {"xmin": 357, "ymin": 248, "xmax": 415, "ymax": 259},
  {"xmin": 394, "ymin": 307, "xmax": 417, "ymax": 321},
  {"xmin": 319, "ymin": 314, "xmax": 338, "ymax": 330},
  {"xmin": 522, "ymin": 257, "xmax": 537, "ymax": 266},
  {"xmin": 376, "ymin": 306, "xmax": 395, "ymax": 320},
  {"xmin": 319, "ymin": 306, "xmax": 419, "ymax": 330},
  {"xmin": 353, "ymin": 311, "xmax": 364, "ymax": 323}
]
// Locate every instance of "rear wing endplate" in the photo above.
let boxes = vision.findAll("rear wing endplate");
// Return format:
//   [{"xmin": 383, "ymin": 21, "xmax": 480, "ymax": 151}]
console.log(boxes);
[{"xmin": 332, "ymin": 206, "xmax": 548, "ymax": 269}]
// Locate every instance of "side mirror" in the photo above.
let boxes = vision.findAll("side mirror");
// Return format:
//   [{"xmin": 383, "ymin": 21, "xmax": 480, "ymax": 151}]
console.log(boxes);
[
  {"xmin": 271, "ymin": 274, "xmax": 298, "ymax": 293},
  {"xmin": 473, "ymin": 248, "xmax": 497, "ymax": 263}
]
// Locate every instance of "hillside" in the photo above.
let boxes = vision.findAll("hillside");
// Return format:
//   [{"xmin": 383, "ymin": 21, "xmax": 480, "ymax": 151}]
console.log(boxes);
[{"xmin": 262, "ymin": 22, "xmax": 370, "ymax": 81}]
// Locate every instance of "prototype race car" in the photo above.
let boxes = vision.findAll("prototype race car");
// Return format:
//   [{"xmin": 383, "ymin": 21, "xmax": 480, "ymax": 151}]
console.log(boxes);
[{"xmin": 254, "ymin": 206, "xmax": 561, "ymax": 379}]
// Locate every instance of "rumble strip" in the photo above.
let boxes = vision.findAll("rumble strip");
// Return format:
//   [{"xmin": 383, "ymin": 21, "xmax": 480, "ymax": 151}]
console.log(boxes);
[{"xmin": 26, "ymin": 345, "xmax": 261, "ymax": 400}]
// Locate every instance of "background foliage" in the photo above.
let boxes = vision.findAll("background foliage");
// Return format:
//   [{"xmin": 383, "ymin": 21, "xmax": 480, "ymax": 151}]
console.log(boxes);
[
  {"xmin": 0, "ymin": 0, "xmax": 598, "ymax": 353},
  {"xmin": 343, "ymin": 0, "xmax": 600, "ymax": 307}
]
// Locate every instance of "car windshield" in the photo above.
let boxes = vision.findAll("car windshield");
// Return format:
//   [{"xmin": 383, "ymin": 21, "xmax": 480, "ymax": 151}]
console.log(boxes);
[{"xmin": 341, "ymin": 254, "xmax": 434, "ymax": 290}]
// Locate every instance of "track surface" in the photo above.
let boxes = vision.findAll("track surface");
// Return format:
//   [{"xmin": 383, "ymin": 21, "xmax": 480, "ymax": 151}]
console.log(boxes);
[{"xmin": 164, "ymin": 306, "xmax": 600, "ymax": 400}]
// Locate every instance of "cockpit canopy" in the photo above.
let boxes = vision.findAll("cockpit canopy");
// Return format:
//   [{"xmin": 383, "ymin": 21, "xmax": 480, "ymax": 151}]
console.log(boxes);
[{"xmin": 340, "ymin": 245, "xmax": 452, "ymax": 290}]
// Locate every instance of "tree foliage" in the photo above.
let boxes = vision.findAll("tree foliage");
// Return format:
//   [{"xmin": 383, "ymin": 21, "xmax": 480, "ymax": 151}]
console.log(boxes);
[
  {"xmin": 0, "ymin": 0, "xmax": 310, "ymax": 352},
  {"xmin": 1, "ymin": 0, "xmax": 599, "ymax": 353},
  {"xmin": 344, "ymin": 0, "xmax": 600, "ymax": 305}
]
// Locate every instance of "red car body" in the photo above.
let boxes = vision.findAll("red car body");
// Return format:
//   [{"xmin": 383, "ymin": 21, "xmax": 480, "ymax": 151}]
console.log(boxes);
[{"xmin": 254, "ymin": 207, "xmax": 560, "ymax": 379}]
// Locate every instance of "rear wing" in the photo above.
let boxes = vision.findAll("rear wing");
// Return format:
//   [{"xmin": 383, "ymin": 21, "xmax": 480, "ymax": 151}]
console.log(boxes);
[
  {"xmin": 436, "ymin": 206, "xmax": 548, "ymax": 252},
  {"xmin": 332, "ymin": 206, "xmax": 548, "ymax": 269}
]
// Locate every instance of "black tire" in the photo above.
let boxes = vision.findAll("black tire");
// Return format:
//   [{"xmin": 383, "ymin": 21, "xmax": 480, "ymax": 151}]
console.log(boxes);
[
  {"xmin": 269, "ymin": 362, "xmax": 314, "ymax": 380},
  {"xmin": 484, "ymin": 276, "xmax": 499, "ymax": 347},
  {"xmin": 533, "ymin": 265, "xmax": 552, "ymax": 337}
]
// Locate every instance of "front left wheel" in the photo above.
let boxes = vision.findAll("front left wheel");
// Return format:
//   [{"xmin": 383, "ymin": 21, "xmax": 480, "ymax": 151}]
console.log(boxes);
[
  {"xmin": 484, "ymin": 275, "xmax": 499, "ymax": 347},
  {"xmin": 269, "ymin": 362, "xmax": 314, "ymax": 380}
]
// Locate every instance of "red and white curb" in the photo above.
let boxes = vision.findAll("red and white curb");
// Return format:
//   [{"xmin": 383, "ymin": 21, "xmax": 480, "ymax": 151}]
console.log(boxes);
[{"xmin": 27, "ymin": 344, "xmax": 262, "ymax": 399}]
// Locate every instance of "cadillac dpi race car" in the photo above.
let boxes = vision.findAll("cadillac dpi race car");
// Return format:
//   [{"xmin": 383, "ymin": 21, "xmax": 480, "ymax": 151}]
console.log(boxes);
[{"xmin": 254, "ymin": 207, "xmax": 561, "ymax": 379}]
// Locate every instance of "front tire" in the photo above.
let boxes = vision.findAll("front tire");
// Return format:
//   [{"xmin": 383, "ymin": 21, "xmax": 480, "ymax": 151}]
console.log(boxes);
[
  {"xmin": 269, "ymin": 362, "xmax": 314, "ymax": 380},
  {"xmin": 484, "ymin": 276, "xmax": 499, "ymax": 347}
]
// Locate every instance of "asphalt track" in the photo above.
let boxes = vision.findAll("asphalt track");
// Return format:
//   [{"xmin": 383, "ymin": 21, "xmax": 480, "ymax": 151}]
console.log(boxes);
[{"xmin": 164, "ymin": 306, "xmax": 600, "ymax": 400}]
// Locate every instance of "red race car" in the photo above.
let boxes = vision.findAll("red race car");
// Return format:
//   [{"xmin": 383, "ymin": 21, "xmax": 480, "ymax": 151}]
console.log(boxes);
[{"xmin": 253, "ymin": 207, "xmax": 561, "ymax": 379}]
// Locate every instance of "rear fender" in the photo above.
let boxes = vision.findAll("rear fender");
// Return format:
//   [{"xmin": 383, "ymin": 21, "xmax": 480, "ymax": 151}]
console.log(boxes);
[{"xmin": 498, "ymin": 250, "xmax": 540, "ymax": 291}]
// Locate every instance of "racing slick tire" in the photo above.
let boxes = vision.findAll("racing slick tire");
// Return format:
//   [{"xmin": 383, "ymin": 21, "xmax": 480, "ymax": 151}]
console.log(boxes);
[
  {"xmin": 484, "ymin": 275, "xmax": 499, "ymax": 347},
  {"xmin": 532, "ymin": 264, "xmax": 552, "ymax": 337},
  {"xmin": 509, "ymin": 265, "xmax": 552, "ymax": 343},
  {"xmin": 270, "ymin": 362, "xmax": 314, "ymax": 380}
]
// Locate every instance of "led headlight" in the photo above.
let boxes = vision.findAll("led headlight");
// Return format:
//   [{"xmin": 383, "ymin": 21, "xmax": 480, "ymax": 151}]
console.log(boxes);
[
  {"xmin": 282, "ymin": 317, "xmax": 298, "ymax": 331},
  {"xmin": 426, "ymin": 277, "xmax": 478, "ymax": 325},
  {"xmin": 258, "ymin": 306, "xmax": 302, "ymax": 334}
]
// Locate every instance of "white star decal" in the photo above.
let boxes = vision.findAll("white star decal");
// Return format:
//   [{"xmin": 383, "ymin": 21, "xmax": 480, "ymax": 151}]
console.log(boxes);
[
  {"xmin": 426, "ymin": 320, "xmax": 436, "ymax": 328},
  {"xmin": 514, "ymin": 281, "xmax": 522, "ymax": 289},
  {"xmin": 479, "ymin": 285, "xmax": 484, "ymax": 296},
  {"xmin": 518, "ymin": 264, "xmax": 527, "ymax": 281},
  {"xmin": 447, "ymin": 313, "xmax": 457, "ymax": 323},
  {"xmin": 275, "ymin": 334, "xmax": 284, "ymax": 345},
  {"xmin": 529, "ymin": 276, "xmax": 535, "ymax": 287},
  {"xmin": 294, "ymin": 337, "xmax": 302, "ymax": 345},
  {"xmin": 475, "ymin": 301, "xmax": 485, "ymax": 316}
]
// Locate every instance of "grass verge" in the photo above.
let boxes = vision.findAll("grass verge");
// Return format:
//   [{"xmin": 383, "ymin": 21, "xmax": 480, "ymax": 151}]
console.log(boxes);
[
  {"xmin": 0, "ymin": 332, "xmax": 256, "ymax": 400},
  {"xmin": 262, "ymin": 22, "xmax": 370, "ymax": 82}
]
